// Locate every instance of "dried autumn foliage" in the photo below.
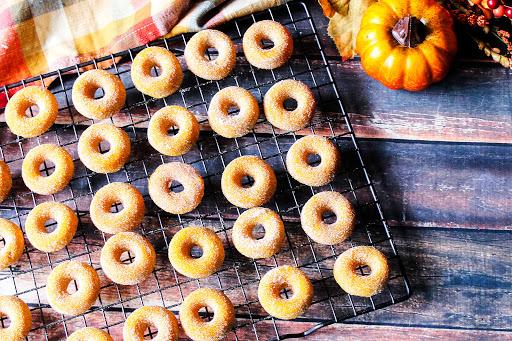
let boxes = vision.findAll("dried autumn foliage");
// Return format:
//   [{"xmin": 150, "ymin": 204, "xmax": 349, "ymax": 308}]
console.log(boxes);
[{"xmin": 318, "ymin": 0, "xmax": 376, "ymax": 60}]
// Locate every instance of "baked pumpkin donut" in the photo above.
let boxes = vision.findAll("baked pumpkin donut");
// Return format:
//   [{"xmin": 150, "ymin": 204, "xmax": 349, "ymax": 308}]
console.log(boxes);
[
  {"xmin": 232, "ymin": 207, "xmax": 285, "ymax": 259},
  {"xmin": 263, "ymin": 79, "xmax": 316, "ymax": 131},
  {"xmin": 46, "ymin": 260, "xmax": 100, "ymax": 315},
  {"xmin": 0, "ymin": 161, "xmax": 12, "ymax": 203},
  {"xmin": 300, "ymin": 191, "xmax": 355, "ymax": 245},
  {"xmin": 78, "ymin": 123, "xmax": 131, "ymax": 174},
  {"xmin": 5, "ymin": 86, "xmax": 58, "ymax": 138},
  {"xmin": 72, "ymin": 69, "xmax": 126, "ymax": 120},
  {"xmin": 180, "ymin": 288, "xmax": 235, "ymax": 341},
  {"xmin": 131, "ymin": 46, "xmax": 183, "ymax": 98},
  {"xmin": 286, "ymin": 135, "xmax": 340, "ymax": 186},
  {"xmin": 90, "ymin": 182, "xmax": 145, "ymax": 234},
  {"xmin": 100, "ymin": 232, "xmax": 156, "ymax": 285},
  {"xmin": 0, "ymin": 295, "xmax": 32, "ymax": 341},
  {"xmin": 147, "ymin": 106, "xmax": 200, "ymax": 156},
  {"xmin": 243, "ymin": 20, "xmax": 294, "ymax": 69},
  {"xmin": 21, "ymin": 144, "xmax": 74, "ymax": 195},
  {"xmin": 148, "ymin": 162, "xmax": 204, "ymax": 215},
  {"xmin": 168, "ymin": 226, "xmax": 224, "ymax": 279},
  {"xmin": 221, "ymin": 155, "xmax": 276, "ymax": 208},
  {"xmin": 184, "ymin": 29, "xmax": 236, "ymax": 80},
  {"xmin": 207, "ymin": 86, "xmax": 259, "ymax": 138},
  {"xmin": 258, "ymin": 265, "xmax": 313, "ymax": 320},
  {"xmin": 0, "ymin": 219, "xmax": 24, "ymax": 270},
  {"xmin": 333, "ymin": 246, "xmax": 390, "ymax": 297},
  {"xmin": 25, "ymin": 202, "xmax": 78, "ymax": 253},
  {"xmin": 123, "ymin": 306, "xmax": 179, "ymax": 341},
  {"xmin": 67, "ymin": 327, "xmax": 113, "ymax": 341}
]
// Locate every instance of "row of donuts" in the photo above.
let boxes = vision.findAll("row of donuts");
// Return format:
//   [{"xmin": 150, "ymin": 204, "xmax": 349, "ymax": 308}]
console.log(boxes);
[{"xmin": 4, "ymin": 20, "xmax": 295, "ymax": 139}]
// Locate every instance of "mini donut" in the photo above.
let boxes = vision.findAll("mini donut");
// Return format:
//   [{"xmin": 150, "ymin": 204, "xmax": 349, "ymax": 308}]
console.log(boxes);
[
  {"xmin": 25, "ymin": 202, "xmax": 78, "ymax": 253},
  {"xmin": 100, "ymin": 232, "xmax": 156, "ymax": 285},
  {"xmin": 123, "ymin": 306, "xmax": 179, "ymax": 341},
  {"xmin": 180, "ymin": 288, "xmax": 235, "ymax": 341},
  {"xmin": 5, "ymin": 86, "xmax": 58, "ymax": 138},
  {"xmin": 148, "ymin": 162, "xmax": 204, "ymax": 215},
  {"xmin": 0, "ymin": 161, "xmax": 12, "ymax": 203},
  {"xmin": 72, "ymin": 69, "xmax": 126, "ymax": 120},
  {"xmin": 131, "ymin": 46, "xmax": 183, "ymax": 98},
  {"xmin": 168, "ymin": 226, "xmax": 224, "ymax": 279},
  {"xmin": 207, "ymin": 86, "xmax": 259, "ymax": 138},
  {"xmin": 0, "ymin": 219, "xmax": 24, "ymax": 270},
  {"xmin": 286, "ymin": 135, "xmax": 340, "ymax": 186},
  {"xmin": 22, "ymin": 144, "xmax": 74, "ymax": 195},
  {"xmin": 243, "ymin": 20, "xmax": 294, "ymax": 70},
  {"xmin": 78, "ymin": 123, "xmax": 131, "ymax": 174},
  {"xmin": 67, "ymin": 327, "xmax": 113, "ymax": 341},
  {"xmin": 184, "ymin": 29, "xmax": 236, "ymax": 80},
  {"xmin": 232, "ymin": 207, "xmax": 285, "ymax": 259},
  {"xmin": 147, "ymin": 106, "xmax": 200, "ymax": 156},
  {"xmin": 300, "ymin": 191, "xmax": 355, "ymax": 245},
  {"xmin": 46, "ymin": 260, "xmax": 100, "ymax": 315},
  {"xmin": 221, "ymin": 155, "xmax": 276, "ymax": 208},
  {"xmin": 263, "ymin": 79, "xmax": 316, "ymax": 131},
  {"xmin": 0, "ymin": 295, "xmax": 32, "ymax": 341},
  {"xmin": 333, "ymin": 246, "xmax": 390, "ymax": 297},
  {"xmin": 90, "ymin": 182, "xmax": 145, "ymax": 234},
  {"xmin": 258, "ymin": 265, "xmax": 313, "ymax": 320}
]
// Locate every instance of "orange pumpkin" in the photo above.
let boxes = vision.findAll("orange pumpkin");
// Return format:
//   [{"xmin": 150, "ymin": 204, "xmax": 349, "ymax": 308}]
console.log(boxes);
[{"xmin": 356, "ymin": 0, "xmax": 457, "ymax": 91}]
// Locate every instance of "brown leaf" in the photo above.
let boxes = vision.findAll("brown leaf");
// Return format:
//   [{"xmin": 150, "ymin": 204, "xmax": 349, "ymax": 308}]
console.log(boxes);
[{"xmin": 320, "ymin": 0, "xmax": 376, "ymax": 61}]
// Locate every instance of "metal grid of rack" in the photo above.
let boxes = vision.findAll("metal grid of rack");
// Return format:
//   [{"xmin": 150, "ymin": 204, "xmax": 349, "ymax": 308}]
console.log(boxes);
[{"xmin": 0, "ymin": 1, "xmax": 410, "ymax": 340}]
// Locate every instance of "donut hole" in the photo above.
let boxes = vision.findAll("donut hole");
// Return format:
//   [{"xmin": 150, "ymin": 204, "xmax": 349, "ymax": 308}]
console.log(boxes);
[
  {"xmin": 93, "ymin": 87, "xmax": 105, "ymax": 99},
  {"xmin": 0, "ymin": 314, "xmax": 11, "ymax": 328},
  {"xmin": 240, "ymin": 175, "xmax": 255, "ymax": 188},
  {"xmin": 98, "ymin": 139, "xmax": 111, "ymax": 154},
  {"xmin": 119, "ymin": 249, "xmax": 136, "ymax": 264},
  {"xmin": 279, "ymin": 285, "xmax": 294, "ymax": 299},
  {"xmin": 149, "ymin": 63, "xmax": 163, "ymax": 78},
  {"xmin": 109, "ymin": 201, "xmax": 124, "ymax": 213},
  {"xmin": 190, "ymin": 244, "xmax": 203, "ymax": 259},
  {"xmin": 251, "ymin": 224, "xmax": 266, "ymax": 240},
  {"xmin": 306, "ymin": 153, "xmax": 321, "ymax": 167},
  {"xmin": 169, "ymin": 180, "xmax": 184, "ymax": 193},
  {"xmin": 142, "ymin": 321, "xmax": 159, "ymax": 339},
  {"xmin": 166, "ymin": 125, "xmax": 179, "ymax": 137},
  {"xmin": 65, "ymin": 279, "xmax": 80, "ymax": 295},
  {"xmin": 354, "ymin": 262, "xmax": 372, "ymax": 277},
  {"xmin": 226, "ymin": 104, "xmax": 241, "ymax": 116},
  {"xmin": 38, "ymin": 160, "xmax": 56, "ymax": 177},
  {"xmin": 283, "ymin": 98, "xmax": 298, "ymax": 111},
  {"xmin": 204, "ymin": 45, "xmax": 219, "ymax": 61},
  {"xmin": 259, "ymin": 38, "xmax": 275, "ymax": 50},
  {"xmin": 24, "ymin": 104, "xmax": 40, "ymax": 118},
  {"xmin": 321, "ymin": 210, "xmax": 337, "ymax": 224},
  {"xmin": 197, "ymin": 305, "xmax": 214, "ymax": 322},
  {"xmin": 43, "ymin": 218, "xmax": 58, "ymax": 233}
]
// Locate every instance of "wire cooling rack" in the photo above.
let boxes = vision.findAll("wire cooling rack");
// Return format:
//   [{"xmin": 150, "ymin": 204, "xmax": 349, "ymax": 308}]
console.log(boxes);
[{"xmin": 0, "ymin": 1, "xmax": 410, "ymax": 340}]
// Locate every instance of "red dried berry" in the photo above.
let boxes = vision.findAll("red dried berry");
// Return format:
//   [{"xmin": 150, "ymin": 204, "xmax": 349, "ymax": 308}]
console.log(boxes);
[
  {"xmin": 487, "ymin": 0, "xmax": 501, "ymax": 9},
  {"xmin": 493, "ymin": 5, "xmax": 505, "ymax": 17},
  {"xmin": 505, "ymin": 6, "xmax": 512, "ymax": 18}
]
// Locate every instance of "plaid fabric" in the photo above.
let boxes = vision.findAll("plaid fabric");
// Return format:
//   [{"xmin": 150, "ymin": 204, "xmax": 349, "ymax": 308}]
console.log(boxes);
[{"xmin": 0, "ymin": 0, "xmax": 288, "ymax": 89}]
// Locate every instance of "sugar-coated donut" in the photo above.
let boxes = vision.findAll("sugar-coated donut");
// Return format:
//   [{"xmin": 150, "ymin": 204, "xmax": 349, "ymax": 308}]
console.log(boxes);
[
  {"xmin": 300, "ymin": 191, "xmax": 355, "ymax": 245},
  {"xmin": 90, "ymin": 182, "xmax": 145, "ymax": 234},
  {"xmin": 180, "ymin": 288, "xmax": 235, "ymax": 341},
  {"xmin": 263, "ymin": 79, "xmax": 316, "ymax": 131},
  {"xmin": 0, "ymin": 219, "xmax": 24, "ymax": 270},
  {"xmin": 232, "ymin": 207, "xmax": 284, "ymax": 259},
  {"xmin": 78, "ymin": 123, "xmax": 131, "ymax": 174},
  {"xmin": 25, "ymin": 202, "xmax": 78, "ymax": 253},
  {"xmin": 100, "ymin": 232, "xmax": 156, "ymax": 285},
  {"xmin": 243, "ymin": 20, "xmax": 294, "ymax": 70},
  {"xmin": 168, "ymin": 226, "xmax": 224, "ymax": 279},
  {"xmin": 0, "ymin": 161, "xmax": 12, "ymax": 203},
  {"xmin": 67, "ymin": 327, "xmax": 113, "ymax": 341},
  {"xmin": 207, "ymin": 86, "xmax": 259, "ymax": 138},
  {"xmin": 258, "ymin": 265, "xmax": 313, "ymax": 320},
  {"xmin": 221, "ymin": 155, "xmax": 276, "ymax": 208},
  {"xmin": 123, "ymin": 306, "xmax": 179, "ymax": 341},
  {"xmin": 148, "ymin": 106, "xmax": 200, "ymax": 156},
  {"xmin": 22, "ymin": 144, "xmax": 74, "ymax": 195},
  {"xmin": 184, "ymin": 29, "xmax": 236, "ymax": 80},
  {"xmin": 72, "ymin": 69, "xmax": 126, "ymax": 120},
  {"xmin": 333, "ymin": 246, "xmax": 390, "ymax": 297},
  {"xmin": 0, "ymin": 295, "xmax": 32, "ymax": 341},
  {"xmin": 131, "ymin": 46, "xmax": 183, "ymax": 98},
  {"xmin": 286, "ymin": 135, "xmax": 340, "ymax": 186},
  {"xmin": 5, "ymin": 86, "xmax": 58, "ymax": 138},
  {"xmin": 46, "ymin": 260, "xmax": 100, "ymax": 315},
  {"xmin": 148, "ymin": 162, "xmax": 204, "ymax": 215}
]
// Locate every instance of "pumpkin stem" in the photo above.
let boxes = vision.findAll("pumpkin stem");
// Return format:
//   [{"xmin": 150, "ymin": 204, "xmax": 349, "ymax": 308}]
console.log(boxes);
[{"xmin": 392, "ymin": 15, "xmax": 427, "ymax": 47}]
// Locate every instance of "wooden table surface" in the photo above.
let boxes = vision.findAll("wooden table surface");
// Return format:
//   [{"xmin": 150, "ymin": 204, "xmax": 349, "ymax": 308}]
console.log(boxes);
[{"xmin": 0, "ymin": 1, "xmax": 511, "ymax": 340}]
